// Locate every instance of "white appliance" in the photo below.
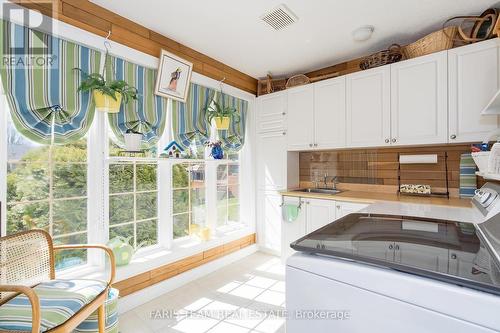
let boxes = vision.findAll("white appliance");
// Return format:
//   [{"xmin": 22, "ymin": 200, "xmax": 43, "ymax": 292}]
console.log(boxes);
[{"xmin": 286, "ymin": 183, "xmax": 500, "ymax": 333}]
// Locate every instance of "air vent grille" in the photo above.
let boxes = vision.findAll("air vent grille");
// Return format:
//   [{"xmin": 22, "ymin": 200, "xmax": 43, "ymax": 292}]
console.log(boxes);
[{"xmin": 260, "ymin": 4, "xmax": 298, "ymax": 31}]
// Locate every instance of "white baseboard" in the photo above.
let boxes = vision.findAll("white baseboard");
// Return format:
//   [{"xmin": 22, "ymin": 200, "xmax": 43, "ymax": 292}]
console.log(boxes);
[{"xmin": 118, "ymin": 244, "xmax": 258, "ymax": 314}]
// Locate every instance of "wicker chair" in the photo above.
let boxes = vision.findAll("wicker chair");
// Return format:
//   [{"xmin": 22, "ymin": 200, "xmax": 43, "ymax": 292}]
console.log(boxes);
[{"xmin": 0, "ymin": 230, "xmax": 116, "ymax": 333}]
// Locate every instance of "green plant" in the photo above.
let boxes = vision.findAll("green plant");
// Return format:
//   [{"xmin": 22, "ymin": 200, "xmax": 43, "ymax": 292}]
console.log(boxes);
[
  {"xmin": 74, "ymin": 69, "xmax": 139, "ymax": 104},
  {"xmin": 204, "ymin": 100, "xmax": 240, "ymax": 124}
]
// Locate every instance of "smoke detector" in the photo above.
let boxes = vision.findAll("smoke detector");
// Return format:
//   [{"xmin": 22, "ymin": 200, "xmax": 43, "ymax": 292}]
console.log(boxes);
[{"xmin": 260, "ymin": 4, "xmax": 298, "ymax": 31}]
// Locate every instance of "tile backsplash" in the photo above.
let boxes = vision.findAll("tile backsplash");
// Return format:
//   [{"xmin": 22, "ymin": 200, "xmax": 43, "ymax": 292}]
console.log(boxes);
[{"xmin": 299, "ymin": 144, "xmax": 482, "ymax": 193}]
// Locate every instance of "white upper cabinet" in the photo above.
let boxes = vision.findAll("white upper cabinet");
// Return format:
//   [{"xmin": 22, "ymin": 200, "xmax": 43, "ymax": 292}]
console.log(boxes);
[
  {"xmin": 257, "ymin": 91, "xmax": 287, "ymax": 133},
  {"xmin": 287, "ymin": 85, "xmax": 315, "ymax": 150},
  {"xmin": 256, "ymin": 131, "xmax": 287, "ymax": 190},
  {"xmin": 346, "ymin": 66, "xmax": 391, "ymax": 147},
  {"xmin": 390, "ymin": 51, "xmax": 448, "ymax": 145},
  {"xmin": 448, "ymin": 38, "xmax": 500, "ymax": 143},
  {"xmin": 314, "ymin": 77, "xmax": 346, "ymax": 149}
]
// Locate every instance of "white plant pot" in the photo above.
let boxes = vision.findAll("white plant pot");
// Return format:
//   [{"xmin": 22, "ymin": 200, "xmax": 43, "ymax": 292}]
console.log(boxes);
[{"xmin": 124, "ymin": 133, "xmax": 142, "ymax": 152}]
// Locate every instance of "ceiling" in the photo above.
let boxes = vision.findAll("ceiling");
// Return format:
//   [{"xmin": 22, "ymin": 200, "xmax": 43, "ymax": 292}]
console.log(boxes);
[{"xmin": 91, "ymin": 0, "xmax": 499, "ymax": 79}]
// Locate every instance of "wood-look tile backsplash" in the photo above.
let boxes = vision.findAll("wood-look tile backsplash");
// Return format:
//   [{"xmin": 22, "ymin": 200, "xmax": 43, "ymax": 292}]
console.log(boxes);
[{"xmin": 299, "ymin": 144, "xmax": 484, "ymax": 193}]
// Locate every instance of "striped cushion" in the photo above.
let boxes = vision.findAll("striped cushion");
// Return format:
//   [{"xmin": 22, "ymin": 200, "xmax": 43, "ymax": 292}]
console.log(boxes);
[{"xmin": 0, "ymin": 279, "xmax": 107, "ymax": 332}]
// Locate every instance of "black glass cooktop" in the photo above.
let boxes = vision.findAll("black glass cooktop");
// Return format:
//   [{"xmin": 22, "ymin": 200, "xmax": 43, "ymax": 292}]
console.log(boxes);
[{"xmin": 291, "ymin": 213, "xmax": 500, "ymax": 295}]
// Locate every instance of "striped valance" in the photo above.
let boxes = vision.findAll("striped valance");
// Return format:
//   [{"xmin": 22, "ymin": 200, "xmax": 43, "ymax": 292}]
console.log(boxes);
[
  {"xmin": 218, "ymin": 93, "xmax": 248, "ymax": 152},
  {"xmin": 106, "ymin": 54, "xmax": 167, "ymax": 149},
  {"xmin": 0, "ymin": 19, "xmax": 101, "ymax": 144},
  {"xmin": 172, "ymin": 83, "xmax": 216, "ymax": 149}
]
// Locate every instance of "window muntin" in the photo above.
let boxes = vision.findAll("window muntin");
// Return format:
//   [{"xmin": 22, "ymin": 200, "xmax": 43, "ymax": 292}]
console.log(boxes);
[
  {"xmin": 108, "ymin": 162, "xmax": 158, "ymax": 248},
  {"xmin": 217, "ymin": 162, "xmax": 240, "ymax": 227},
  {"xmin": 6, "ymin": 115, "xmax": 88, "ymax": 270},
  {"xmin": 172, "ymin": 163, "xmax": 206, "ymax": 239}
]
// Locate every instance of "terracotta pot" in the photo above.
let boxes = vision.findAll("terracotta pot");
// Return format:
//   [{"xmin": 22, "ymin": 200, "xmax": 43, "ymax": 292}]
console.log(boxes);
[{"xmin": 93, "ymin": 90, "xmax": 122, "ymax": 113}]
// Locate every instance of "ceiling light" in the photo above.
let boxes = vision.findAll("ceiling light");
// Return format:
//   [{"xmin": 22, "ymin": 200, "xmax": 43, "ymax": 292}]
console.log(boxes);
[{"xmin": 352, "ymin": 26, "xmax": 374, "ymax": 41}]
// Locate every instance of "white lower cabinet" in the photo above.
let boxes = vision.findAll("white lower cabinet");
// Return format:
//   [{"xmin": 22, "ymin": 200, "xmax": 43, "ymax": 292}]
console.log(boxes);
[
  {"xmin": 335, "ymin": 201, "xmax": 369, "ymax": 219},
  {"xmin": 282, "ymin": 196, "xmax": 307, "ymax": 259},
  {"xmin": 258, "ymin": 190, "xmax": 283, "ymax": 254},
  {"xmin": 306, "ymin": 198, "xmax": 337, "ymax": 233},
  {"xmin": 281, "ymin": 198, "xmax": 369, "ymax": 259}
]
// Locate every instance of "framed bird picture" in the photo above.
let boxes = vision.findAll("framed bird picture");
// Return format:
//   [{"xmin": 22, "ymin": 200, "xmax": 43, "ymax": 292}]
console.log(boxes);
[{"xmin": 154, "ymin": 49, "xmax": 193, "ymax": 103}]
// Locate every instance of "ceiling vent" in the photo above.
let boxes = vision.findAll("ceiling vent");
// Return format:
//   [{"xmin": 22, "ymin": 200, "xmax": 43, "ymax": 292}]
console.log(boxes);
[{"xmin": 260, "ymin": 4, "xmax": 298, "ymax": 31}]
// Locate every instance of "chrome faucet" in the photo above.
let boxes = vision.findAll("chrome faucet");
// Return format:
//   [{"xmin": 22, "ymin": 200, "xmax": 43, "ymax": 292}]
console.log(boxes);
[{"xmin": 332, "ymin": 176, "xmax": 339, "ymax": 190}]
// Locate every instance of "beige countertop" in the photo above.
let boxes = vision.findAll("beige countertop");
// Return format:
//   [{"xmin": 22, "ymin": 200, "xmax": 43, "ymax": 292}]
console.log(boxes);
[{"xmin": 279, "ymin": 189, "xmax": 473, "ymax": 208}]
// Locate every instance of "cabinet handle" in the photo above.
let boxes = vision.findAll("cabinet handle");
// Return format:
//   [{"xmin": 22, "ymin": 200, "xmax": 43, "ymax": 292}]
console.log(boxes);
[
  {"xmin": 385, "ymin": 139, "xmax": 390, "ymax": 144},
  {"xmin": 336, "ymin": 205, "xmax": 341, "ymax": 209},
  {"xmin": 450, "ymin": 134, "xmax": 456, "ymax": 140},
  {"xmin": 391, "ymin": 138, "xmax": 397, "ymax": 143},
  {"xmin": 451, "ymin": 253, "xmax": 457, "ymax": 260},
  {"xmin": 395, "ymin": 244, "xmax": 400, "ymax": 250},
  {"xmin": 389, "ymin": 244, "xmax": 394, "ymax": 250},
  {"xmin": 314, "ymin": 143, "xmax": 318, "ymax": 147},
  {"xmin": 309, "ymin": 143, "xmax": 313, "ymax": 147},
  {"xmin": 282, "ymin": 112, "xmax": 286, "ymax": 116},
  {"xmin": 282, "ymin": 131, "xmax": 286, "ymax": 136}
]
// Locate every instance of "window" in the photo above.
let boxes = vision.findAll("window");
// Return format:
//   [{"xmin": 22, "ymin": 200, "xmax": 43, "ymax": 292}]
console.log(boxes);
[
  {"xmin": 6, "ymin": 114, "xmax": 88, "ymax": 270},
  {"xmin": 172, "ymin": 163, "xmax": 206, "ymax": 239},
  {"xmin": 217, "ymin": 162, "xmax": 240, "ymax": 227},
  {"xmin": 108, "ymin": 161, "xmax": 158, "ymax": 248}
]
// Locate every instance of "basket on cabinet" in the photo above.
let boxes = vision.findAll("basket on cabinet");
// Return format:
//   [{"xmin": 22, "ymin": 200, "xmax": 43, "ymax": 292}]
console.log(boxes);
[
  {"xmin": 359, "ymin": 44, "xmax": 404, "ymax": 70},
  {"xmin": 403, "ymin": 26, "xmax": 458, "ymax": 59}
]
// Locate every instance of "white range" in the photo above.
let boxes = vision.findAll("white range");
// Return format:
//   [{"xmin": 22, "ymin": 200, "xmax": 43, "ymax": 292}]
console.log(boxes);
[{"xmin": 286, "ymin": 183, "xmax": 500, "ymax": 333}]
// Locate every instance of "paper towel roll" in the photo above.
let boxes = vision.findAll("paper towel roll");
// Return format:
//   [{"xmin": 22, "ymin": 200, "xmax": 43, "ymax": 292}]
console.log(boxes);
[{"xmin": 399, "ymin": 154, "xmax": 438, "ymax": 164}]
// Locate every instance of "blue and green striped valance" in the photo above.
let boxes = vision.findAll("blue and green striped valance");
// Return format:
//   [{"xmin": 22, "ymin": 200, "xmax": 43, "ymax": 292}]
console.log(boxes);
[
  {"xmin": 106, "ymin": 54, "xmax": 167, "ymax": 149},
  {"xmin": 0, "ymin": 19, "xmax": 101, "ymax": 144},
  {"xmin": 217, "ymin": 93, "xmax": 248, "ymax": 152},
  {"xmin": 172, "ymin": 83, "xmax": 216, "ymax": 149}
]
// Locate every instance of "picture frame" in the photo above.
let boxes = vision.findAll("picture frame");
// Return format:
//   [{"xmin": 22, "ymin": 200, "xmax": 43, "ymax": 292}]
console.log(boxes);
[{"xmin": 154, "ymin": 49, "xmax": 193, "ymax": 103}]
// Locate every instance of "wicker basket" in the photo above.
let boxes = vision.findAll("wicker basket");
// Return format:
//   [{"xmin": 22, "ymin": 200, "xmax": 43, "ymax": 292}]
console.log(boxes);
[
  {"xmin": 285, "ymin": 74, "xmax": 311, "ymax": 88},
  {"xmin": 257, "ymin": 76, "xmax": 287, "ymax": 96},
  {"xmin": 403, "ymin": 26, "xmax": 458, "ymax": 59},
  {"xmin": 359, "ymin": 44, "xmax": 403, "ymax": 70}
]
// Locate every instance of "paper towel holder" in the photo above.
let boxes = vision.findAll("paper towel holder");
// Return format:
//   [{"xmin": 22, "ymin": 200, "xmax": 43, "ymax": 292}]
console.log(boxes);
[{"xmin": 397, "ymin": 153, "xmax": 449, "ymax": 198}]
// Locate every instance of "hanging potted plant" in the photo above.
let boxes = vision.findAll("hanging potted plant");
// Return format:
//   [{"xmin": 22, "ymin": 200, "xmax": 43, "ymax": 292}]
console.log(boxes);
[
  {"xmin": 205, "ymin": 100, "xmax": 240, "ymax": 130},
  {"xmin": 74, "ymin": 70, "xmax": 138, "ymax": 113}
]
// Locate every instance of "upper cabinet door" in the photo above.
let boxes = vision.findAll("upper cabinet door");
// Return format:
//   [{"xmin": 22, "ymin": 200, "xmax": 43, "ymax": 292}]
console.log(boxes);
[
  {"xmin": 257, "ymin": 92, "xmax": 287, "ymax": 133},
  {"xmin": 346, "ymin": 66, "xmax": 391, "ymax": 147},
  {"xmin": 390, "ymin": 51, "xmax": 448, "ymax": 146},
  {"xmin": 287, "ymin": 85, "xmax": 315, "ymax": 151},
  {"xmin": 448, "ymin": 38, "xmax": 500, "ymax": 143},
  {"xmin": 314, "ymin": 77, "xmax": 346, "ymax": 149}
]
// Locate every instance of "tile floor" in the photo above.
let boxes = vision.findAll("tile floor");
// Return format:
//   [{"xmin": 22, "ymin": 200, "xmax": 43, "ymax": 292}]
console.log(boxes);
[{"xmin": 119, "ymin": 252, "xmax": 286, "ymax": 333}]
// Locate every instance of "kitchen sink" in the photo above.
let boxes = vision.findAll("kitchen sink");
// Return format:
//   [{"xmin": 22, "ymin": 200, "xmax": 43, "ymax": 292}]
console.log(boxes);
[{"xmin": 293, "ymin": 188, "xmax": 342, "ymax": 195}]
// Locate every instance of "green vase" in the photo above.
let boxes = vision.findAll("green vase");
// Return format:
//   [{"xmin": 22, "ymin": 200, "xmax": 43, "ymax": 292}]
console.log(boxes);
[{"xmin": 106, "ymin": 236, "xmax": 134, "ymax": 266}]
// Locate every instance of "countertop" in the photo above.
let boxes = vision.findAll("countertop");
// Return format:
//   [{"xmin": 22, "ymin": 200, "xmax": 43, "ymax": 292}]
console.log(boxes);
[{"xmin": 279, "ymin": 189, "xmax": 473, "ymax": 208}]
